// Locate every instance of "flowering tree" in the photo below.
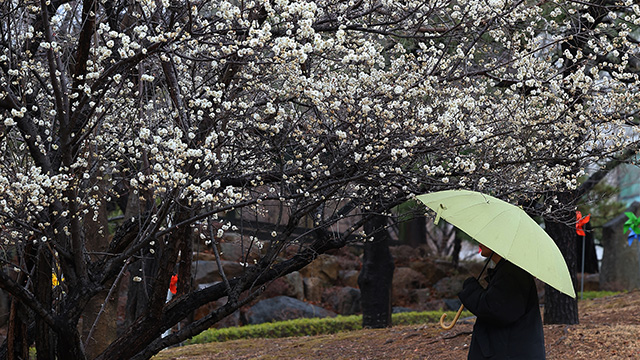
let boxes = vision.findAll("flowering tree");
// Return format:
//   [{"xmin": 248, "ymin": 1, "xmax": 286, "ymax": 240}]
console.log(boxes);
[
  {"xmin": 0, "ymin": 0, "xmax": 639, "ymax": 358},
  {"xmin": 533, "ymin": 0, "xmax": 640, "ymax": 324}
]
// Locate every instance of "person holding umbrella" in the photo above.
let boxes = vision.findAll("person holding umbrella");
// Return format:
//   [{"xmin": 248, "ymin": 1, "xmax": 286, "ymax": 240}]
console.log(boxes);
[
  {"xmin": 457, "ymin": 243, "xmax": 545, "ymax": 359},
  {"xmin": 416, "ymin": 190, "xmax": 575, "ymax": 358}
]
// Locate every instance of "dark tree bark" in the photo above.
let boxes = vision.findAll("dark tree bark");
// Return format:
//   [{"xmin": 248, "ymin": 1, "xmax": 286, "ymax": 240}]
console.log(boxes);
[
  {"xmin": 452, "ymin": 235, "xmax": 462, "ymax": 268},
  {"xmin": 124, "ymin": 249, "xmax": 158, "ymax": 329},
  {"xmin": 541, "ymin": 150, "xmax": 635, "ymax": 324},
  {"xmin": 600, "ymin": 203, "xmax": 640, "ymax": 291},
  {"xmin": 82, "ymin": 173, "xmax": 119, "ymax": 359},
  {"xmin": 358, "ymin": 214, "xmax": 395, "ymax": 328},
  {"xmin": 35, "ymin": 247, "xmax": 55, "ymax": 360},
  {"xmin": 543, "ymin": 194, "xmax": 579, "ymax": 325},
  {"xmin": 7, "ymin": 243, "xmax": 36, "ymax": 360},
  {"xmin": 55, "ymin": 320, "xmax": 87, "ymax": 360},
  {"xmin": 401, "ymin": 214, "xmax": 426, "ymax": 247},
  {"xmin": 7, "ymin": 300, "xmax": 29, "ymax": 360},
  {"xmin": 576, "ymin": 222, "xmax": 599, "ymax": 274}
]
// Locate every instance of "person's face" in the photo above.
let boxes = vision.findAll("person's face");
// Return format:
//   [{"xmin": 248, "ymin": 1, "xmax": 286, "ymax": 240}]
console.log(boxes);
[{"xmin": 478, "ymin": 243, "xmax": 493, "ymax": 258}]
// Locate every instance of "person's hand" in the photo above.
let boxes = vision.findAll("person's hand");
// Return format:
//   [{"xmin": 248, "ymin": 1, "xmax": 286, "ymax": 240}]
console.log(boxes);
[{"xmin": 459, "ymin": 276, "xmax": 482, "ymax": 301}]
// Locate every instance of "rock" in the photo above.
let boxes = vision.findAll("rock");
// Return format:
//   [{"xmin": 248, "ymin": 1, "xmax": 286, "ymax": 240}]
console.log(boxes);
[
  {"xmin": 285, "ymin": 271, "xmax": 305, "ymax": 300},
  {"xmin": 392, "ymin": 267, "xmax": 428, "ymax": 303},
  {"xmin": 322, "ymin": 287, "xmax": 361, "ymax": 315},
  {"xmin": 443, "ymin": 298, "xmax": 462, "ymax": 311},
  {"xmin": 339, "ymin": 270, "xmax": 360, "ymax": 288},
  {"xmin": 327, "ymin": 247, "xmax": 363, "ymax": 270},
  {"xmin": 389, "ymin": 245, "xmax": 417, "ymax": 266},
  {"xmin": 262, "ymin": 271, "xmax": 304, "ymax": 300},
  {"xmin": 192, "ymin": 231, "xmax": 263, "ymax": 263},
  {"xmin": 218, "ymin": 242, "xmax": 244, "ymax": 262},
  {"xmin": 299, "ymin": 254, "xmax": 341, "ymax": 283},
  {"xmin": 193, "ymin": 260, "xmax": 245, "ymax": 285},
  {"xmin": 432, "ymin": 275, "xmax": 467, "ymax": 298},
  {"xmin": 409, "ymin": 259, "xmax": 450, "ymax": 287},
  {"xmin": 217, "ymin": 310, "xmax": 242, "ymax": 328},
  {"xmin": 392, "ymin": 307, "xmax": 414, "ymax": 313},
  {"xmin": 422, "ymin": 299, "xmax": 448, "ymax": 311},
  {"xmin": 303, "ymin": 277, "xmax": 325, "ymax": 302},
  {"xmin": 244, "ymin": 296, "xmax": 335, "ymax": 325},
  {"xmin": 218, "ymin": 240, "xmax": 262, "ymax": 263},
  {"xmin": 193, "ymin": 252, "xmax": 216, "ymax": 261},
  {"xmin": 192, "ymin": 297, "xmax": 242, "ymax": 328},
  {"xmin": 576, "ymin": 273, "xmax": 600, "ymax": 292},
  {"xmin": 413, "ymin": 288, "xmax": 432, "ymax": 305}
]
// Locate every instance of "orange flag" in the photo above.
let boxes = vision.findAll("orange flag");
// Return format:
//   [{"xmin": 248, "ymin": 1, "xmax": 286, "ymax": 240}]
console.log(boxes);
[
  {"xmin": 576, "ymin": 211, "xmax": 591, "ymax": 236},
  {"xmin": 170, "ymin": 274, "xmax": 178, "ymax": 295}
]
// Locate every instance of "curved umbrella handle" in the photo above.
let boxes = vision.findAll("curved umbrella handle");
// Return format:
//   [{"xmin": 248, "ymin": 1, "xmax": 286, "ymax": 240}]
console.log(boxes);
[{"xmin": 439, "ymin": 304, "xmax": 464, "ymax": 330}]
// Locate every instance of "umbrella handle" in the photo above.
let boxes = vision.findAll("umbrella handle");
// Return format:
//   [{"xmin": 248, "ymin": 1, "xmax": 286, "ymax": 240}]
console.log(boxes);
[
  {"xmin": 439, "ymin": 255, "xmax": 491, "ymax": 330},
  {"xmin": 439, "ymin": 304, "xmax": 464, "ymax": 330}
]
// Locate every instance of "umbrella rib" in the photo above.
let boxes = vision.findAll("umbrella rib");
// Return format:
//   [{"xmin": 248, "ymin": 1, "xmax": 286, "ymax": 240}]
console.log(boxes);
[{"xmin": 505, "ymin": 213, "xmax": 525, "ymax": 259}]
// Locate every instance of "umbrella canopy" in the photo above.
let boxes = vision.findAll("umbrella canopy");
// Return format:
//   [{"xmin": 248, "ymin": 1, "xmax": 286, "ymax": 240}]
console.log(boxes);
[{"xmin": 416, "ymin": 189, "xmax": 576, "ymax": 298}]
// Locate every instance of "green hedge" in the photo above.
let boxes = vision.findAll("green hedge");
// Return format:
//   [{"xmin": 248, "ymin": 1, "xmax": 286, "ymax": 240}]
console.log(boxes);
[
  {"xmin": 188, "ymin": 291, "xmax": 622, "ymax": 344},
  {"xmin": 579, "ymin": 290, "xmax": 622, "ymax": 300},
  {"xmin": 188, "ymin": 309, "xmax": 472, "ymax": 344}
]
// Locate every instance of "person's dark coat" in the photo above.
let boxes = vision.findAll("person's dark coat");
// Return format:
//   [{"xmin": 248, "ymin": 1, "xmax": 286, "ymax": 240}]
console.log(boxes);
[{"xmin": 458, "ymin": 259, "xmax": 545, "ymax": 359}]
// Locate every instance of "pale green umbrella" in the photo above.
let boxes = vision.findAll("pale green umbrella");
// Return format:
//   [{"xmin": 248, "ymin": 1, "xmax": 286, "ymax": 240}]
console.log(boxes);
[{"xmin": 416, "ymin": 189, "xmax": 576, "ymax": 329}]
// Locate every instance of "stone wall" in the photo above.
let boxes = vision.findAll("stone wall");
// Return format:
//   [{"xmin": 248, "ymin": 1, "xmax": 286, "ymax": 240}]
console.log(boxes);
[{"xmin": 192, "ymin": 242, "xmax": 482, "ymax": 327}]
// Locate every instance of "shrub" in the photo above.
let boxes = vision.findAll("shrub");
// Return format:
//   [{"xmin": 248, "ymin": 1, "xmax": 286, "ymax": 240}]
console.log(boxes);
[
  {"xmin": 579, "ymin": 290, "xmax": 622, "ymax": 300},
  {"xmin": 187, "ymin": 309, "xmax": 472, "ymax": 344}
]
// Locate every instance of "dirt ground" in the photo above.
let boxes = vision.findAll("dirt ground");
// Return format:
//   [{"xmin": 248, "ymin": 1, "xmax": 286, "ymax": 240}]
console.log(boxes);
[{"xmin": 154, "ymin": 290, "xmax": 640, "ymax": 360}]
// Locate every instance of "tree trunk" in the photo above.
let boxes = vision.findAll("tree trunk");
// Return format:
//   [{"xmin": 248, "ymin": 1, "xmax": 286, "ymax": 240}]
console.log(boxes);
[
  {"xmin": 452, "ymin": 235, "xmax": 462, "ymax": 268},
  {"xmin": 576, "ymin": 222, "xmax": 598, "ymax": 274},
  {"xmin": 401, "ymin": 215, "xmax": 426, "ymax": 247},
  {"xmin": 56, "ymin": 322, "xmax": 88, "ymax": 360},
  {"xmin": 35, "ymin": 247, "xmax": 55, "ymax": 360},
  {"xmin": 82, "ymin": 288, "xmax": 118, "ymax": 360},
  {"xmin": 7, "ymin": 300, "xmax": 29, "ymax": 360},
  {"xmin": 600, "ymin": 202, "xmax": 640, "ymax": 291},
  {"xmin": 122, "ymin": 181, "xmax": 157, "ymax": 331},
  {"xmin": 544, "ymin": 208, "xmax": 579, "ymax": 325},
  {"xmin": 358, "ymin": 214, "xmax": 395, "ymax": 328},
  {"xmin": 125, "ymin": 250, "xmax": 158, "ymax": 328},
  {"xmin": 83, "ymin": 174, "xmax": 118, "ymax": 360},
  {"xmin": 8, "ymin": 244, "xmax": 36, "ymax": 360}
]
